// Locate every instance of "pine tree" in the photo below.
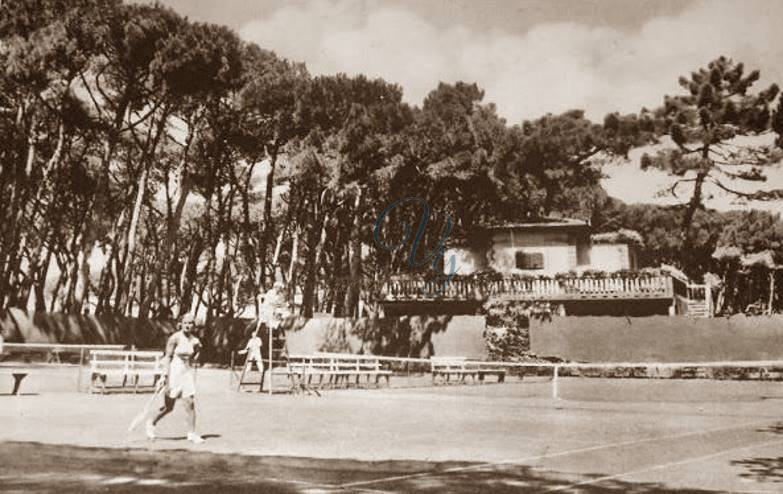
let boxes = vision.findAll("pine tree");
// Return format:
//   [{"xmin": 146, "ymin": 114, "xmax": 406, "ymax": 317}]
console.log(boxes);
[{"xmin": 641, "ymin": 57, "xmax": 782, "ymax": 254}]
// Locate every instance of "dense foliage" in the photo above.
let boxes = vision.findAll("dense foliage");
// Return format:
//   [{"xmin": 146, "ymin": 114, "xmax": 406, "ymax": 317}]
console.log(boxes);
[{"xmin": 1, "ymin": 0, "xmax": 782, "ymax": 321}]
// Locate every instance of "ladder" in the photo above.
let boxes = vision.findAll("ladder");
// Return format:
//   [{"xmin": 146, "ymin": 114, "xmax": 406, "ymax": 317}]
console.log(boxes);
[{"xmin": 236, "ymin": 323, "xmax": 288, "ymax": 393}]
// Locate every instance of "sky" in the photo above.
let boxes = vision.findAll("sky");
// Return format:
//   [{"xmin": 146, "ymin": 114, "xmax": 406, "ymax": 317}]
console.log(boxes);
[{"xmin": 144, "ymin": 0, "xmax": 783, "ymax": 214}]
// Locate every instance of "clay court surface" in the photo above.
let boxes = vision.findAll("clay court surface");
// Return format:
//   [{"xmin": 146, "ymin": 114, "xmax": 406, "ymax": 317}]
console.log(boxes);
[{"xmin": 2, "ymin": 366, "xmax": 783, "ymax": 492}]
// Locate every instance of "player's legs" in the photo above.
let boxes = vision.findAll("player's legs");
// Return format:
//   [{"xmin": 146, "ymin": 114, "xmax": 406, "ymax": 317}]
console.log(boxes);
[
  {"xmin": 182, "ymin": 395, "xmax": 204, "ymax": 443},
  {"xmin": 182, "ymin": 395, "xmax": 196, "ymax": 432},
  {"xmin": 178, "ymin": 366, "xmax": 203, "ymax": 443},
  {"xmin": 251, "ymin": 358, "xmax": 264, "ymax": 391},
  {"xmin": 146, "ymin": 394, "xmax": 176, "ymax": 439},
  {"xmin": 151, "ymin": 394, "xmax": 176, "ymax": 425}
]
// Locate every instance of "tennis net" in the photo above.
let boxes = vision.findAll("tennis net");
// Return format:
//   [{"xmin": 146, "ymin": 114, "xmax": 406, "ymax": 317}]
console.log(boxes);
[
  {"xmin": 356, "ymin": 357, "xmax": 783, "ymax": 402},
  {"xmin": 460, "ymin": 359, "xmax": 783, "ymax": 403}
]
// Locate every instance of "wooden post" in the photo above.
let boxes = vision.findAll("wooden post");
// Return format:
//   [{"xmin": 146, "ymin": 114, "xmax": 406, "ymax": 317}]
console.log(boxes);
[
  {"xmin": 262, "ymin": 324, "xmax": 275, "ymax": 396},
  {"xmin": 768, "ymin": 272, "xmax": 776, "ymax": 315},
  {"xmin": 230, "ymin": 351, "xmax": 235, "ymax": 388},
  {"xmin": 76, "ymin": 347, "xmax": 85, "ymax": 392}
]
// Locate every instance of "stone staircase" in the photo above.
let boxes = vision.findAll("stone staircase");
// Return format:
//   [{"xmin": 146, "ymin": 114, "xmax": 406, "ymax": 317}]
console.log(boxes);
[{"xmin": 686, "ymin": 299, "xmax": 710, "ymax": 318}]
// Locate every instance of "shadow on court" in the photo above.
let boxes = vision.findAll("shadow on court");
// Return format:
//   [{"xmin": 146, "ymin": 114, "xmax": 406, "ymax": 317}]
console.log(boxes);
[
  {"xmin": 731, "ymin": 456, "xmax": 783, "ymax": 484},
  {"xmin": 154, "ymin": 434, "xmax": 222, "ymax": 442},
  {"xmin": 0, "ymin": 441, "xmax": 733, "ymax": 493}
]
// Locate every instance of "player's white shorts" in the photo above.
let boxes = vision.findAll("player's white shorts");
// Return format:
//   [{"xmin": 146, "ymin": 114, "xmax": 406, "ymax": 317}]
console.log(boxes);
[
  {"xmin": 245, "ymin": 353, "xmax": 263, "ymax": 371},
  {"xmin": 168, "ymin": 357, "xmax": 196, "ymax": 398}
]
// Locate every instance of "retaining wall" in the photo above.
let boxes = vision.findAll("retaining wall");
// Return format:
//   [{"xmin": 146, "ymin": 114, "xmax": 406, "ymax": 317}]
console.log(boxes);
[{"xmin": 530, "ymin": 315, "xmax": 783, "ymax": 362}]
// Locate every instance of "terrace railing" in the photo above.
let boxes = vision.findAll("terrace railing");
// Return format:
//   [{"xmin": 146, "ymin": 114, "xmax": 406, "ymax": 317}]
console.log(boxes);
[{"xmin": 381, "ymin": 274, "xmax": 674, "ymax": 302}]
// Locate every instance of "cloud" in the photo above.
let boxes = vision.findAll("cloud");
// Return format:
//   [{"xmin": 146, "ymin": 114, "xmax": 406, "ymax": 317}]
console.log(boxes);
[
  {"xmin": 239, "ymin": 0, "xmax": 782, "ymax": 123},
  {"xmin": 602, "ymin": 134, "xmax": 783, "ymax": 215},
  {"xmin": 239, "ymin": 0, "xmax": 783, "ymax": 213}
]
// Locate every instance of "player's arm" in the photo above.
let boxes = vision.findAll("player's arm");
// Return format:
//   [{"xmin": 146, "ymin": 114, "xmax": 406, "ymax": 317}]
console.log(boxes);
[
  {"xmin": 192, "ymin": 338, "xmax": 202, "ymax": 363},
  {"xmin": 238, "ymin": 339, "xmax": 249, "ymax": 355},
  {"xmin": 162, "ymin": 334, "xmax": 177, "ymax": 380}
]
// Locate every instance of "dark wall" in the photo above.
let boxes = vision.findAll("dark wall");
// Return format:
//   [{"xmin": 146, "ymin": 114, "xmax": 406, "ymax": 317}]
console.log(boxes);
[
  {"xmin": 563, "ymin": 299, "xmax": 671, "ymax": 317},
  {"xmin": 0, "ymin": 309, "xmax": 487, "ymax": 363},
  {"xmin": 18, "ymin": 308, "xmax": 780, "ymax": 365},
  {"xmin": 0, "ymin": 307, "xmax": 174, "ymax": 349},
  {"xmin": 530, "ymin": 314, "xmax": 783, "ymax": 362}
]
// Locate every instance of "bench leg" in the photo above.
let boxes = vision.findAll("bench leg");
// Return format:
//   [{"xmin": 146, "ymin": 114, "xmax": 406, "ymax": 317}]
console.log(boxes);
[
  {"xmin": 498, "ymin": 373, "xmax": 505, "ymax": 383},
  {"xmin": 11, "ymin": 373, "xmax": 27, "ymax": 395}
]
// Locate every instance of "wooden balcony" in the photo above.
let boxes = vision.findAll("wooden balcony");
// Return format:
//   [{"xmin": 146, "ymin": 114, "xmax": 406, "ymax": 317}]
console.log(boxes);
[{"xmin": 380, "ymin": 274, "xmax": 674, "ymax": 303}]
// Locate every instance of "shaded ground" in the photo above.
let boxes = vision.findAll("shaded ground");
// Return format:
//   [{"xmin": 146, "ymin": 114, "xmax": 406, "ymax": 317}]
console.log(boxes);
[
  {"xmin": 3, "ymin": 366, "xmax": 783, "ymax": 492},
  {"xmin": 0, "ymin": 441, "xmax": 731, "ymax": 493}
]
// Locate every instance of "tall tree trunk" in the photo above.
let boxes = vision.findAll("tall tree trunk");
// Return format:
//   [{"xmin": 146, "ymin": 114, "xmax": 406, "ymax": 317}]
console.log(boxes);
[
  {"xmin": 34, "ymin": 248, "xmax": 52, "ymax": 313},
  {"xmin": 681, "ymin": 147, "xmax": 711, "ymax": 259},
  {"xmin": 288, "ymin": 228, "xmax": 299, "ymax": 306},
  {"xmin": 77, "ymin": 241, "xmax": 93, "ymax": 314},
  {"xmin": 116, "ymin": 164, "xmax": 150, "ymax": 313},
  {"xmin": 345, "ymin": 189, "xmax": 363, "ymax": 318},
  {"xmin": 258, "ymin": 148, "xmax": 280, "ymax": 291},
  {"xmin": 303, "ymin": 210, "xmax": 330, "ymax": 318},
  {"xmin": 141, "ymin": 132, "xmax": 195, "ymax": 317}
]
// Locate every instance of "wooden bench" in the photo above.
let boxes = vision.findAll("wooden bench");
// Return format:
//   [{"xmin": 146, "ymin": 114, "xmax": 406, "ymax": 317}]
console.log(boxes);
[
  {"xmin": 89, "ymin": 350, "xmax": 163, "ymax": 394},
  {"xmin": 276, "ymin": 355, "xmax": 336, "ymax": 392},
  {"xmin": 431, "ymin": 357, "xmax": 506, "ymax": 385},
  {"xmin": 272, "ymin": 354, "xmax": 392, "ymax": 391},
  {"xmin": 316, "ymin": 353, "xmax": 393, "ymax": 388}
]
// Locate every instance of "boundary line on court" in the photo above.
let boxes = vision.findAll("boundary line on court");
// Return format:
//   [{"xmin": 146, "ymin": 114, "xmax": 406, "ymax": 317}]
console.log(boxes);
[
  {"xmin": 338, "ymin": 417, "xmax": 776, "ymax": 489},
  {"xmin": 544, "ymin": 437, "xmax": 783, "ymax": 492}
]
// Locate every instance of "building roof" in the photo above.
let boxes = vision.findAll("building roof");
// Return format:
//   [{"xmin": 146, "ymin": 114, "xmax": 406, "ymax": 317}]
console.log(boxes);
[
  {"xmin": 713, "ymin": 247, "xmax": 782, "ymax": 269},
  {"xmin": 483, "ymin": 217, "xmax": 589, "ymax": 231},
  {"xmin": 590, "ymin": 229, "xmax": 644, "ymax": 246}
]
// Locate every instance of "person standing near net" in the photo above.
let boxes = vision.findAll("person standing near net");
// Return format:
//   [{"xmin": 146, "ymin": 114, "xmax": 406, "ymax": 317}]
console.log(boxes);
[
  {"xmin": 146, "ymin": 313, "xmax": 205, "ymax": 444},
  {"xmin": 238, "ymin": 327, "xmax": 264, "ymax": 391}
]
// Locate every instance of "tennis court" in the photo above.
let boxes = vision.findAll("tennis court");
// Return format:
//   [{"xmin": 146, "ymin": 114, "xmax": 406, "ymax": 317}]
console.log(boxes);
[{"xmin": 2, "ymin": 363, "xmax": 783, "ymax": 492}]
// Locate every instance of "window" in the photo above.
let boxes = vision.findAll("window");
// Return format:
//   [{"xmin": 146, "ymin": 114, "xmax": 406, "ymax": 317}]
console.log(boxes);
[{"xmin": 515, "ymin": 251, "xmax": 544, "ymax": 270}]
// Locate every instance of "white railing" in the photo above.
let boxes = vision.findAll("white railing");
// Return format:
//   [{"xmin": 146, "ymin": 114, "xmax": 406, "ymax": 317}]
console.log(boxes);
[{"xmin": 381, "ymin": 274, "xmax": 674, "ymax": 302}]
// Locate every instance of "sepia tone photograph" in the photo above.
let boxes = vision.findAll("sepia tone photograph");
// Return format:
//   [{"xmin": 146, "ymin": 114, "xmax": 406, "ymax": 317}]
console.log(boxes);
[{"xmin": 1, "ymin": 0, "xmax": 783, "ymax": 491}]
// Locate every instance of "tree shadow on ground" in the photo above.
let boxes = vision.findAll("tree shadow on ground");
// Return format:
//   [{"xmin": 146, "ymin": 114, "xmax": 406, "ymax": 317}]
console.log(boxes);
[
  {"xmin": 0, "ymin": 441, "xmax": 740, "ymax": 493},
  {"xmin": 756, "ymin": 422, "xmax": 783, "ymax": 435},
  {"xmin": 729, "ymin": 422, "xmax": 783, "ymax": 485},
  {"xmin": 367, "ymin": 466, "xmax": 727, "ymax": 493},
  {"xmin": 731, "ymin": 456, "xmax": 783, "ymax": 484}
]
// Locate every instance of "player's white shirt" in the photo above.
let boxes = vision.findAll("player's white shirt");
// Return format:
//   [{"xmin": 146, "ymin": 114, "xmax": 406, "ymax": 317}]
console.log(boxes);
[
  {"xmin": 168, "ymin": 330, "xmax": 200, "ymax": 398},
  {"xmin": 261, "ymin": 287, "xmax": 288, "ymax": 327}
]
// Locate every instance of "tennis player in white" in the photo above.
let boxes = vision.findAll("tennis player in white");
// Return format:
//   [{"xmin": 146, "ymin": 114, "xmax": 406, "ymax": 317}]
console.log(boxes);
[
  {"xmin": 238, "ymin": 327, "xmax": 264, "ymax": 391},
  {"xmin": 146, "ymin": 313, "xmax": 204, "ymax": 443}
]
